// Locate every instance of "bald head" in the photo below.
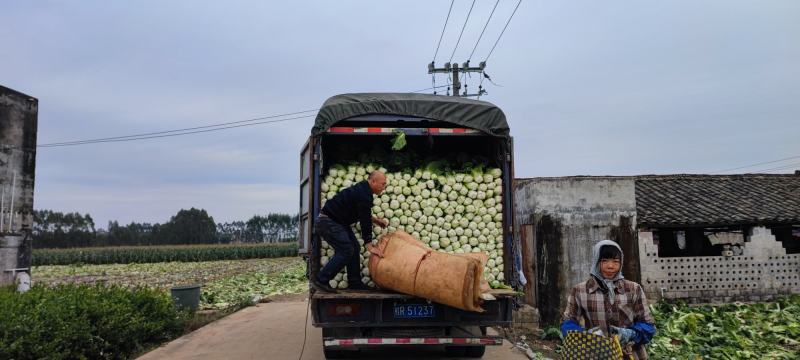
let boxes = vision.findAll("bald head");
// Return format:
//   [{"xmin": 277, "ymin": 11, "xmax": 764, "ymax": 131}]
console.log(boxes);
[{"xmin": 367, "ymin": 170, "xmax": 386, "ymax": 195}]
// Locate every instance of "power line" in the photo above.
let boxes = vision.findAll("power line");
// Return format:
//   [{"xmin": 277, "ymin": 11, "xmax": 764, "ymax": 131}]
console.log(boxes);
[
  {"xmin": 37, "ymin": 86, "xmax": 451, "ymax": 148},
  {"xmin": 484, "ymin": 0, "xmax": 522, "ymax": 62},
  {"xmin": 449, "ymin": 0, "xmax": 477, "ymax": 63},
  {"xmin": 412, "ymin": 85, "xmax": 449, "ymax": 93},
  {"xmin": 38, "ymin": 115, "xmax": 316, "ymax": 147},
  {"xmin": 433, "ymin": 0, "xmax": 455, "ymax": 62},
  {"xmin": 713, "ymin": 155, "xmax": 800, "ymax": 173},
  {"xmin": 468, "ymin": 0, "xmax": 500, "ymax": 61},
  {"xmin": 750, "ymin": 161, "xmax": 800, "ymax": 173},
  {"xmin": 38, "ymin": 109, "xmax": 319, "ymax": 147}
]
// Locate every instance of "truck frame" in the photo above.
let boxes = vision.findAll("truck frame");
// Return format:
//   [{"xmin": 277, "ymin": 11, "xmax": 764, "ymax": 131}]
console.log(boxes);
[{"xmin": 298, "ymin": 93, "xmax": 518, "ymax": 359}]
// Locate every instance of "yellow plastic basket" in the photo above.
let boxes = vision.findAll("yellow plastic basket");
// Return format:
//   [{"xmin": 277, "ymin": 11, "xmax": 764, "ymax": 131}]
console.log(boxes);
[{"xmin": 562, "ymin": 331, "xmax": 625, "ymax": 360}]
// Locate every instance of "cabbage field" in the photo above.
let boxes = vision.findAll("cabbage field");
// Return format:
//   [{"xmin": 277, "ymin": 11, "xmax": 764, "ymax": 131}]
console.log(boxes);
[
  {"xmin": 319, "ymin": 162, "xmax": 505, "ymax": 290},
  {"xmin": 649, "ymin": 296, "xmax": 800, "ymax": 359},
  {"xmin": 33, "ymin": 243, "xmax": 297, "ymax": 266},
  {"xmin": 32, "ymin": 257, "xmax": 306, "ymax": 310}
]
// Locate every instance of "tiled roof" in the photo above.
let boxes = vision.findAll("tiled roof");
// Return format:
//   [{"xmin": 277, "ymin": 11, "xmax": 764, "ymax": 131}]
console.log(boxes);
[{"xmin": 635, "ymin": 174, "xmax": 800, "ymax": 227}]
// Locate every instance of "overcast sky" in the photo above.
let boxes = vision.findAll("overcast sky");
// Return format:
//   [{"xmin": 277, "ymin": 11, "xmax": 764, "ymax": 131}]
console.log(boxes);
[{"xmin": 2, "ymin": 1, "xmax": 798, "ymax": 228}]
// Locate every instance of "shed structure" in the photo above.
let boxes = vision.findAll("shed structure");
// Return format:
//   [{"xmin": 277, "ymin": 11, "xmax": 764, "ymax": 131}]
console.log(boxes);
[
  {"xmin": 515, "ymin": 174, "xmax": 800, "ymax": 325},
  {"xmin": 0, "ymin": 85, "xmax": 38, "ymax": 288}
]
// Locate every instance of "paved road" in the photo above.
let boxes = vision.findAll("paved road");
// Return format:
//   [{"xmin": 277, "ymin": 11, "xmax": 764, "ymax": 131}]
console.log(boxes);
[{"xmin": 138, "ymin": 298, "xmax": 530, "ymax": 360}]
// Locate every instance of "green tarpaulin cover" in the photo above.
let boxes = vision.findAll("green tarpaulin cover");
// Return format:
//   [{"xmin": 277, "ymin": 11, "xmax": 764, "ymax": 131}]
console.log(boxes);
[{"xmin": 312, "ymin": 93, "xmax": 509, "ymax": 138}]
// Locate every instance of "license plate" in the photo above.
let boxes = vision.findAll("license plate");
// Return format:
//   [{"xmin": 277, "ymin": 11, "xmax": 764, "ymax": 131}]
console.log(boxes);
[{"xmin": 393, "ymin": 303, "xmax": 435, "ymax": 318}]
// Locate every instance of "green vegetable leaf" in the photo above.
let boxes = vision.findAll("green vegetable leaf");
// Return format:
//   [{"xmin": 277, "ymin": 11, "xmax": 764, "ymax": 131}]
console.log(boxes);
[{"xmin": 391, "ymin": 130, "xmax": 407, "ymax": 150}]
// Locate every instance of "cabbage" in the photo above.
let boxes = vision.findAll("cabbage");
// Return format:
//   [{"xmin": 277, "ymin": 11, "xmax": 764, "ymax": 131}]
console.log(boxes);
[{"xmin": 321, "ymin": 162, "xmax": 506, "ymax": 288}]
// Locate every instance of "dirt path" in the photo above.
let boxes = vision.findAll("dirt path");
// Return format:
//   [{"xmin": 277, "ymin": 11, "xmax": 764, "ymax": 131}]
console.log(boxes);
[{"xmin": 138, "ymin": 295, "xmax": 531, "ymax": 360}]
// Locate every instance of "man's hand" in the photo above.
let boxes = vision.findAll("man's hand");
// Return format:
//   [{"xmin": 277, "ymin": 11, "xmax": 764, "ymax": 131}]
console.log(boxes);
[{"xmin": 372, "ymin": 217, "xmax": 389, "ymax": 228}]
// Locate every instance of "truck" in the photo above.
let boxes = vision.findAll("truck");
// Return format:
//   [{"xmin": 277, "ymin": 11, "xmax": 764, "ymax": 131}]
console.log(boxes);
[{"xmin": 298, "ymin": 93, "xmax": 518, "ymax": 359}]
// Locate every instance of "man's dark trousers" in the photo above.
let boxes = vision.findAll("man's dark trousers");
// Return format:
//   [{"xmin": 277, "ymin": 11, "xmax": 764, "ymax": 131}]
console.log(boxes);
[{"xmin": 315, "ymin": 216, "xmax": 363, "ymax": 285}]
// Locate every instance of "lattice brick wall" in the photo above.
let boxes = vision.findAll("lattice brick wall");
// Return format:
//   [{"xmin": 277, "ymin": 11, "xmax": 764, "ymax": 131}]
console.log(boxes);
[{"xmin": 638, "ymin": 228, "xmax": 800, "ymax": 302}]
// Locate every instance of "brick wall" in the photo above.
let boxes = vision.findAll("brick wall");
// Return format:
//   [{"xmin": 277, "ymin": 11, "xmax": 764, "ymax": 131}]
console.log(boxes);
[{"xmin": 638, "ymin": 227, "xmax": 800, "ymax": 303}]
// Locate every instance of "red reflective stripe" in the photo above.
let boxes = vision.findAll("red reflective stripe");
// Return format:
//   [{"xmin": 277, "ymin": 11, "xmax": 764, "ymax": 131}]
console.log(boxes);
[
  {"xmin": 431, "ymin": 128, "xmax": 472, "ymax": 134},
  {"xmin": 326, "ymin": 337, "xmax": 502, "ymax": 347},
  {"xmin": 330, "ymin": 127, "xmax": 476, "ymax": 134}
]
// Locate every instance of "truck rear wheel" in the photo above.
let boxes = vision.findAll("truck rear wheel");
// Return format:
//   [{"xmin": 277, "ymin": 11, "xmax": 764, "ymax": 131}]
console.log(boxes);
[
  {"xmin": 464, "ymin": 345, "xmax": 486, "ymax": 358},
  {"xmin": 323, "ymin": 348, "xmax": 348, "ymax": 359},
  {"xmin": 444, "ymin": 346, "xmax": 465, "ymax": 357}
]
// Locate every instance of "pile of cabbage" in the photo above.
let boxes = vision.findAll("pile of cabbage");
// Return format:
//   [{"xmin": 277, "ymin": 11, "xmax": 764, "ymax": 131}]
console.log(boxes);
[{"xmin": 319, "ymin": 163, "xmax": 505, "ymax": 290}]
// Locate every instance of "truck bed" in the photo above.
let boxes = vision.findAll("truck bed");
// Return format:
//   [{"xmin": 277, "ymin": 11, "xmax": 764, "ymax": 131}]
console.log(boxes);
[{"xmin": 312, "ymin": 288, "xmax": 517, "ymax": 300}]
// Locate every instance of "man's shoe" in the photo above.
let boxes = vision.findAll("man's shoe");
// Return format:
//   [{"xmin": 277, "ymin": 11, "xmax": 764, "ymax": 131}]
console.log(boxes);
[
  {"xmin": 347, "ymin": 282, "xmax": 372, "ymax": 291},
  {"xmin": 311, "ymin": 278, "xmax": 338, "ymax": 293}
]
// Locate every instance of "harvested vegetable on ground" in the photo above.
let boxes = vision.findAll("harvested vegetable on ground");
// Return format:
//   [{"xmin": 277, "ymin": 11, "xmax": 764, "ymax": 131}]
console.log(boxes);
[{"xmin": 648, "ymin": 296, "xmax": 800, "ymax": 360}]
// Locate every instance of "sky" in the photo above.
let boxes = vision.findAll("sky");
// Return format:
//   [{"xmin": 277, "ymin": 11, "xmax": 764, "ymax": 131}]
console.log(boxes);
[{"xmin": 2, "ymin": 1, "xmax": 798, "ymax": 228}]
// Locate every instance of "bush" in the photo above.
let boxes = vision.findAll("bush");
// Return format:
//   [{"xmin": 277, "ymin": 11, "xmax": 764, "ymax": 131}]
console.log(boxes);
[
  {"xmin": 0, "ymin": 284, "xmax": 188, "ymax": 359},
  {"xmin": 33, "ymin": 243, "xmax": 298, "ymax": 265}
]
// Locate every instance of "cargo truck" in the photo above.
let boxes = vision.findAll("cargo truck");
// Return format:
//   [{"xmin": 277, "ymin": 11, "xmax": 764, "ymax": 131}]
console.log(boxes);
[{"xmin": 298, "ymin": 93, "xmax": 518, "ymax": 358}]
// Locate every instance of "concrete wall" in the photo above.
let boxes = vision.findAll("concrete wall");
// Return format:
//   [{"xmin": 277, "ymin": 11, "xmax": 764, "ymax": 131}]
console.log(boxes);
[
  {"xmin": 639, "ymin": 227, "xmax": 800, "ymax": 303},
  {"xmin": 0, "ymin": 85, "xmax": 38, "ymax": 286},
  {"xmin": 514, "ymin": 177, "xmax": 637, "ymax": 325}
]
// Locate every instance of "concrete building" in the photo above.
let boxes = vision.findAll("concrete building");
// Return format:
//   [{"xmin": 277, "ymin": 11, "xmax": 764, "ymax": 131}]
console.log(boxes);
[
  {"xmin": 514, "ymin": 174, "xmax": 800, "ymax": 325},
  {"xmin": 0, "ymin": 85, "xmax": 38, "ymax": 288}
]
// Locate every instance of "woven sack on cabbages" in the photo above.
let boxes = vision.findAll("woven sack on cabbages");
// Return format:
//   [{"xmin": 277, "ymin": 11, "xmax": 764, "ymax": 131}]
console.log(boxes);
[
  {"xmin": 367, "ymin": 230, "xmax": 485, "ymax": 312},
  {"xmin": 562, "ymin": 330, "xmax": 624, "ymax": 360}
]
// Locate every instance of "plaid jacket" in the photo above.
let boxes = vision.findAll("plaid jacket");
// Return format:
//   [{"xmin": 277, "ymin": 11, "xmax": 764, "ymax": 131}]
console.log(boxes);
[{"xmin": 562, "ymin": 277, "xmax": 655, "ymax": 360}]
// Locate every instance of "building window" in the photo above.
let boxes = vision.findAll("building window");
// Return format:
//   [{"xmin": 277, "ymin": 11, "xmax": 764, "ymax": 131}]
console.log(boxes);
[
  {"xmin": 769, "ymin": 225, "xmax": 800, "ymax": 254},
  {"xmin": 654, "ymin": 228, "xmax": 742, "ymax": 257}
]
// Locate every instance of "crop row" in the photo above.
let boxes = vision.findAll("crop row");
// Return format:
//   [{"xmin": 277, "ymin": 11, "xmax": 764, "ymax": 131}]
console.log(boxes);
[{"xmin": 32, "ymin": 243, "xmax": 298, "ymax": 265}]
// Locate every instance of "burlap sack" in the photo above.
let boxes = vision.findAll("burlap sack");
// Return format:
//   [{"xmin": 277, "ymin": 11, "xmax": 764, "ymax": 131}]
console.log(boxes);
[
  {"xmin": 457, "ymin": 252, "xmax": 491, "ymax": 293},
  {"xmin": 368, "ymin": 231, "xmax": 485, "ymax": 312}
]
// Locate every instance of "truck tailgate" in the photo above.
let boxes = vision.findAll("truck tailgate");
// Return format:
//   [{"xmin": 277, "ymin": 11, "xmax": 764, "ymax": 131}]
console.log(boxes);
[{"xmin": 310, "ymin": 289, "xmax": 516, "ymax": 328}]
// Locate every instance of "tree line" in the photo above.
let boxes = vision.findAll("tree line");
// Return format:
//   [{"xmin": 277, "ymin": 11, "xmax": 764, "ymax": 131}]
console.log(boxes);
[{"xmin": 32, "ymin": 208, "xmax": 299, "ymax": 248}]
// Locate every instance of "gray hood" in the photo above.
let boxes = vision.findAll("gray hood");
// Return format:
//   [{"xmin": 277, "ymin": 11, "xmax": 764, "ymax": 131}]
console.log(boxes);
[{"xmin": 590, "ymin": 240, "xmax": 624, "ymax": 283}]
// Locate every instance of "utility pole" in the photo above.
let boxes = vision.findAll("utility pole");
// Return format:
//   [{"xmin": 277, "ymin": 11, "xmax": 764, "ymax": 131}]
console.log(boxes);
[
  {"xmin": 451, "ymin": 63, "xmax": 461, "ymax": 97},
  {"xmin": 428, "ymin": 61, "xmax": 487, "ymax": 97}
]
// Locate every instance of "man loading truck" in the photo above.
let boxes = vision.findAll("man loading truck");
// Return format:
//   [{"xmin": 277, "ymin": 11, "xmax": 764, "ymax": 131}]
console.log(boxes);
[{"xmin": 311, "ymin": 171, "xmax": 389, "ymax": 293}]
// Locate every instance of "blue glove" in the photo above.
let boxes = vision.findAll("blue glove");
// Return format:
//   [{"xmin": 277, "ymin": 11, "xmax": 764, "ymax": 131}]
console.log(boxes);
[
  {"xmin": 560, "ymin": 319, "xmax": 584, "ymax": 338},
  {"xmin": 610, "ymin": 326, "xmax": 636, "ymax": 344}
]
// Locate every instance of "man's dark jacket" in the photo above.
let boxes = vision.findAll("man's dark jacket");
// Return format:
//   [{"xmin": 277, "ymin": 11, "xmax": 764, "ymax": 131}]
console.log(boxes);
[{"xmin": 321, "ymin": 180, "xmax": 373, "ymax": 241}]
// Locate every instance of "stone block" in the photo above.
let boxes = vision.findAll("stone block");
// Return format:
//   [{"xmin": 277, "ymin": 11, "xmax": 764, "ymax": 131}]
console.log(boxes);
[
  {"xmin": 514, "ymin": 304, "xmax": 540, "ymax": 324},
  {"xmin": 765, "ymin": 288, "xmax": 778, "ymax": 295}
]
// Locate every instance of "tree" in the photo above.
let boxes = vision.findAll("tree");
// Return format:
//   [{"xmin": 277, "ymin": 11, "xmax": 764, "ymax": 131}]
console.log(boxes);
[
  {"xmin": 160, "ymin": 208, "xmax": 217, "ymax": 244},
  {"xmin": 32, "ymin": 210, "xmax": 97, "ymax": 248}
]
